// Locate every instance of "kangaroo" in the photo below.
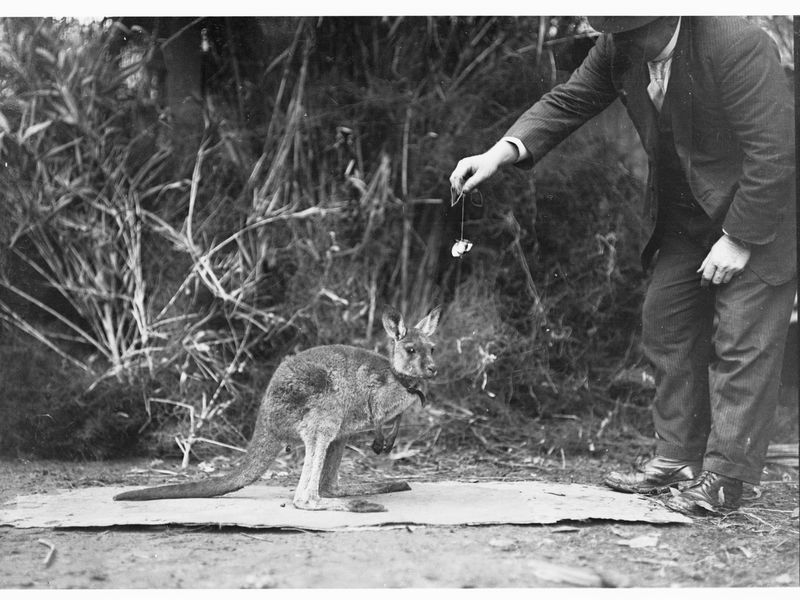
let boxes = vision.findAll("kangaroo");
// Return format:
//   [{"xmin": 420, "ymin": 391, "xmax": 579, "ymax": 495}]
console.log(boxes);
[{"xmin": 114, "ymin": 306, "xmax": 440, "ymax": 512}]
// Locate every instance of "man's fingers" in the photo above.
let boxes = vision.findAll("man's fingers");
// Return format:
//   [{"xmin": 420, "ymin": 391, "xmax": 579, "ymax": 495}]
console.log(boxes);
[
  {"xmin": 700, "ymin": 264, "xmax": 741, "ymax": 287},
  {"xmin": 697, "ymin": 235, "xmax": 751, "ymax": 287},
  {"xmin": 453, "ymin": 170, "xmax": 484, "ymax": 195},
  {"xmin": 697, "ymin": 256, "xmax": 708, "ymax": 274},
  {"xmin": 700, "ymin": 262, "xmax": 716, "ymax": 283},
  {"xmin": 449, "ymin": 159, "xmax": 472, "ymax": 194},
  {"xmin": 461, "ymin": 174, "xmax": 483, "ymax": 194},
  {"xmin": 450, "ymin": 153, "xmax": 502, "ymax": 195},
  {"xmin": 698, "ymin": 250, "xmax": 718, "ymax": 285}
]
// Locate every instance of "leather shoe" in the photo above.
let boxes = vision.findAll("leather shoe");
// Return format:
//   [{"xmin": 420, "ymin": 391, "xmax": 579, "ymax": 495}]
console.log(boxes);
[
  {"xmin": 604, "ymin": 456, "xmax": 701, "ymax": 494},
  {"xmin": 664, "ymin": 470, "xmax": 742, "ymax": 515}
]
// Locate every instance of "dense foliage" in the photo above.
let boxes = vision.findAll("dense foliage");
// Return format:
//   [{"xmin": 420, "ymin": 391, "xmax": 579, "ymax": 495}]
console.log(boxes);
[{"xmin": 3, "ymin": 16, "xmax": 788, "ymax": 460}]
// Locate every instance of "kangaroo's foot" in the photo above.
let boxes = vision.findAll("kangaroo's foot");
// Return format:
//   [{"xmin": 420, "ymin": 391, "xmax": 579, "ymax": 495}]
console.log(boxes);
[
  {"xmin": 323, "ymin": 481, "xmax": 411, "ymax": 498},
  {"xmin": 293, "ymin": 495, "xmax": 387, "ymax": 513}
]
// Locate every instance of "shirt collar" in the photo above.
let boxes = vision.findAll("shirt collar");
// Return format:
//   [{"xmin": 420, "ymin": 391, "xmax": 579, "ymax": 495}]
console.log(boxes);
[{"xmin": 651, "ymin": 17, "xmax": 681, "ymax": 62}]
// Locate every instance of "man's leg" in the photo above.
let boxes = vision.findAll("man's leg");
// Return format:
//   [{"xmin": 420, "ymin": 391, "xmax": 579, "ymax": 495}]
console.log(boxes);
[
  {"xmin": 704, "ymin": 270, "xmax": 795, "ymax": 483},
  {"xmin": 664, "ymin": 269, "xmax": 796, "ymax": 514},
  {"xmin": 605, "ymin": 236, "xmax": 711, "ymax": 493},
  {"xmin": 644, "ymin": 238, "xmax": 715, "ymax": 462}
]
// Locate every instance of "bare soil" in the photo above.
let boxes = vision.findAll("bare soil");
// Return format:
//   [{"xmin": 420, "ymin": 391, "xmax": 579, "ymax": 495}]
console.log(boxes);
[{"xmin": 0, "ymin": 449, "xmax": 797, "ymax": 589}]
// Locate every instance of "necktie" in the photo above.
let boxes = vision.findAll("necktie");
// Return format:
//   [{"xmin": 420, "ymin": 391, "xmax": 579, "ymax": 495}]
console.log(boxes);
[{"xmin": 647, "ymin": 60, "xmax": 668, "ymax": 111}]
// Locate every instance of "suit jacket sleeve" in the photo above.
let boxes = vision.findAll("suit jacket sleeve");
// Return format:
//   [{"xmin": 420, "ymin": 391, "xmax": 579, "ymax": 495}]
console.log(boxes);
[
  {"xmin": 715, "ymin": 26, "xmax": 795, "ymax": 245},
  {"xmin": 504, "ymin": 35, "xmax": 619, "ymax": 169}
]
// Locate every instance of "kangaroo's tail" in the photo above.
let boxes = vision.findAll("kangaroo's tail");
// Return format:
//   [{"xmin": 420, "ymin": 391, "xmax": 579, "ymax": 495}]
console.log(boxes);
[{"xmin": 113, "ymin": 433, "xmax": 283, "ymax": 501}]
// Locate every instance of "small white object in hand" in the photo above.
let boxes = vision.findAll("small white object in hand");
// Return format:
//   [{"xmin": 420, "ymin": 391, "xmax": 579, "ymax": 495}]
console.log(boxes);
[{"xmin": 451, "ymin": 239, "xmax": 473, "ymax": 258}]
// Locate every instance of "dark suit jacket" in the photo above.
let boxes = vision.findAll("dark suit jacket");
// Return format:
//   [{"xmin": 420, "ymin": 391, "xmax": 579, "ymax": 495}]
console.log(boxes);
[{"xmin": 505, "ymin": 16, "xmax": 796, "ymax": 285}]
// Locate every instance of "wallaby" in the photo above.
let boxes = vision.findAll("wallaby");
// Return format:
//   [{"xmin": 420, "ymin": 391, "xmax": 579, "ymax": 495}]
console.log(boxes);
[{"xmin": 114, "ymin": 306, "xmax": 440, "ymax": 512}]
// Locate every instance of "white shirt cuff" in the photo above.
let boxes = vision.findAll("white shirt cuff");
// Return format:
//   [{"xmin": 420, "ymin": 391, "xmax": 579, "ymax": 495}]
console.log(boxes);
[{"xmin": 500, "ymin": 137, "xmax": 530, "ymax": 163}]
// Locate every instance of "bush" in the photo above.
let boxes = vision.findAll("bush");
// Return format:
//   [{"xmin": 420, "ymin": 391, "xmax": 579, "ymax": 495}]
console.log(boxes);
[
  {"xmin": 0, "ymin": 16, "xmax": 655, "ymax": 461},
  {"xmin": 0, "ymin": 330, "xmax": 150, "ymax": 459}
]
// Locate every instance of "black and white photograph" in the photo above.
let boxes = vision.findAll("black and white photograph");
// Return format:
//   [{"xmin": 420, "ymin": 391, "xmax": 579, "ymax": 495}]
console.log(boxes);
[{"xmin": 0, "ymin": 0, "xmax": 797, "ymax": 590}]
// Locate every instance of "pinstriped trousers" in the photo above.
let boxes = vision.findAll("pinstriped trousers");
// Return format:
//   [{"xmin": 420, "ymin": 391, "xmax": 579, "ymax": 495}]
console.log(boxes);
[{"xmin": 642, "ymin": 234, "xmax": 797, "ymax": 484}]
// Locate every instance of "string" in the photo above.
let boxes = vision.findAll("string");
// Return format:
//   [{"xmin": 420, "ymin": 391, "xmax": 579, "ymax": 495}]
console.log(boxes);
[
  {"xmin": 460, "ymin": 195, "xmax": 465, "ymax": 240},
  {"xmin": 450, "ymin": 188, "xmax": 483, "ymax": 241}
]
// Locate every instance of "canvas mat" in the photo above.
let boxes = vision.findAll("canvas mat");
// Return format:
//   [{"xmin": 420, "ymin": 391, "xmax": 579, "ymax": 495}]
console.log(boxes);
[{"xmin": 0, "ymin": 480, "xmax": 691, "ymax": 530}]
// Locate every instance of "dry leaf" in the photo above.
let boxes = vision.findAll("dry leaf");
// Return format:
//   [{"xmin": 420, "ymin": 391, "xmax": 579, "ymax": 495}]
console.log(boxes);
[{"xmin": 696, "ymin": 500, "xmax": 720, "ymax": 513}]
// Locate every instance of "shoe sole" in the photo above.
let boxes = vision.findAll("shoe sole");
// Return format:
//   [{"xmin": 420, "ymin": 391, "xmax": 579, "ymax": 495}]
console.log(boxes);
[
  {"xmin": 604, "ymin": 479, "xmax": 694, "ymax": 495},
  {"xmin": 664, "ymin": 498, "xmax": 740, "ymax": 516}
]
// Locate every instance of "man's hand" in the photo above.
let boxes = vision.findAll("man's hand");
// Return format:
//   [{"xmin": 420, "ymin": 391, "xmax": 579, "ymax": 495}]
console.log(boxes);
[
  {"xmin": 697, "ymin": 234, "xmax": 751, "ymax": 286},
  {"xmin": 449, "ymin": 141, "xmax": 519, "ymax": 195}
]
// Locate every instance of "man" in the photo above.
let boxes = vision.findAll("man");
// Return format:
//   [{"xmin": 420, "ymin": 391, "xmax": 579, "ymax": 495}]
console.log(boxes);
[{"xmin": 449, "ymin": 16, "xmax": 796, "ymax": 515}]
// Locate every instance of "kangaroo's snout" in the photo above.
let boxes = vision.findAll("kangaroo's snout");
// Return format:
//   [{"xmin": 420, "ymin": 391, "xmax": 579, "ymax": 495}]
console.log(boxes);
[{"xmin": 425, "ymin": 365, "xmax": 438, "ymax": 377}]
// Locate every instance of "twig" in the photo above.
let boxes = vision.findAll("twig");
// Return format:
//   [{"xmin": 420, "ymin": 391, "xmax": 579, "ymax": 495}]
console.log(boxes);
[
  {"xmin": 240, "ymin": 532, "xmax": 274, "ymax": 542},
  {"xmin": 473, "ymin": 456, "xmax": 551, "ymax": 471},
  {"xmin": 160, "ymin": 17, "xmax": 205, "ymax": 50},
  {"xmin": 631, "ymin": 557, "xmax": 678, "ymax": 567},
  {"xmin": 451, "ymin": 35, "xmax": 505, "ymax": 92},
  {"xmin": 279, "ymin": 527, "xmax": 319, "ymax": 534},
  {"xmin": 758, "ymin": 480, "xmax": 800, "ymax": 485},
  {"xmin": 737, "ymin": 509, "xmax": 800, "ymax": 535},
  {"xmin": 37, "ymin": 539, "xmax": 56, "ymax": 567}
]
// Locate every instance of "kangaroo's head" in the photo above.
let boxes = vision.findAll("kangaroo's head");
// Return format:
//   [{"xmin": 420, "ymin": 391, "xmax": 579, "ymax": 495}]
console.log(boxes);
[{"xmin": 382, "ymin": 306, "xmax": 441, "ymax": 381}]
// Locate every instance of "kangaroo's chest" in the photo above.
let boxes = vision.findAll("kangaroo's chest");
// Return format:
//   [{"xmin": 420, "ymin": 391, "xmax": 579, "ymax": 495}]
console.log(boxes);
[{"xmin": 336, "ymin": 365, "xmax": 418, "ymax": 426}]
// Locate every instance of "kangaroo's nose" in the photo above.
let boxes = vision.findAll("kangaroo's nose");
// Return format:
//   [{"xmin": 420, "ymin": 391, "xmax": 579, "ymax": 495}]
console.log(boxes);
[{"xmin": 426, "ymin": 365, "xmax": 438, "ymax": 377}]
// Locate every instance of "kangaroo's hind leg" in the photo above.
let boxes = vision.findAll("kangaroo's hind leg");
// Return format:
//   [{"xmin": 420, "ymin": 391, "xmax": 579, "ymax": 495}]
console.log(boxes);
[
  {"xmin": 294, "ymin": 431, "xmax": 386, "ymax": 512},
  {"xmin": 320, "ymin": 438, "xmax": 410, "ymax": 499}
]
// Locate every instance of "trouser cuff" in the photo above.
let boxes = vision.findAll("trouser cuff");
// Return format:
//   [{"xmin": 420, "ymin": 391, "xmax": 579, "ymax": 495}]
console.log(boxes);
[
  {"xmin": 655, "ymin": 440, "xmax": 705, "ymax": 463},
  {"xmin": 702, "ymin": 457, "xmax": 761, "ymax": 486}
]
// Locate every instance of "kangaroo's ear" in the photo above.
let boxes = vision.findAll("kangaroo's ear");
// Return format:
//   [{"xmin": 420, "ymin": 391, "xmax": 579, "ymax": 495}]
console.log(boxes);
[
  {"xmin": 414, "ymin": 306, "xmax": 441, "ymax": 337},
  {"xmin": 382, "ymin": 306, "xmax": 407, "ymax": 340}
]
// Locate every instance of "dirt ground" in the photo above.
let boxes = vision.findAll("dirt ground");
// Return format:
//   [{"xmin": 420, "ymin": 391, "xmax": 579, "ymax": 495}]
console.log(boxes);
[{"xmin": 0, "ymin": 448, "xmax": 797, "ymax": 590}]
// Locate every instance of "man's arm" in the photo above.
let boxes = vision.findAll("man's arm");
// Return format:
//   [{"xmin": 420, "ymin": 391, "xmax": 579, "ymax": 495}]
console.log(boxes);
[
  {"xmin": 697, "ymin": 24, "xmax": 794, "ymax": 286},
  {"xmin": 450, "ymin": 35, "xmax": 618, "ymax": 193},
  {"xmin": 717, "ymin": 26, "xmax": 795, "ymax": 246},
  {"xmin": 503, "ymin": 34, "xmax": 619, "ymax": 167}
]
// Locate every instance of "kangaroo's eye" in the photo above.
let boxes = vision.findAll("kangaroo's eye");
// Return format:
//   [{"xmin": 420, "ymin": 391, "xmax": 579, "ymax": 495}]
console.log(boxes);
[{"xmin": 405, "ymin": 346, "xmax": 416, "ymax": 354}]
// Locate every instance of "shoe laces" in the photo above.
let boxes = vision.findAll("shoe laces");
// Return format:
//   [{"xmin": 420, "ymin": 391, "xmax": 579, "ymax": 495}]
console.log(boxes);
[
  {"xmin": 688, "ymin": 471, "xmax": 730, "ymax": 505},
  {"xmin": 688, "ymin": 470, "xmax": 716, "ymax": 491}
]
